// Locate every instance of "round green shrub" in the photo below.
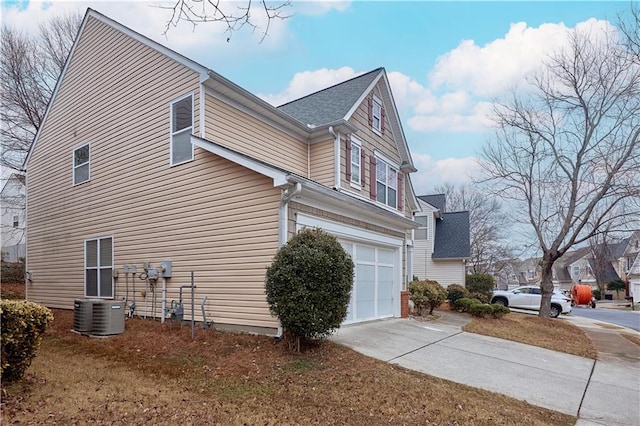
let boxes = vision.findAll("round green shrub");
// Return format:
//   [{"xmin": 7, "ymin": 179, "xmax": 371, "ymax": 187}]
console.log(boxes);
[
  {"xmin": 446, "ymin": 284, "xmax": 469, "ymax": 303},
  {"xmin": 453, "ymin": 297, "xmax": 481, "ymax": 312},
  {"xmin": 265, "ymin": 228, "xmax": 354, "ymax": 351},
  {"xmin": 1, "ymin": 299, "xmax": 53, "ymax": 383},
  {"xmin": 409, "ymin": 279, "xmax": 447, "ymax": 315},
  {"xmin": 490, "ymin": 304, "xmax": 510, "ymax": 318},
  {"xmin": 468, "ymin": 303, "xmax": 494, "ymax": 318},
  {"xmin": 466, "ymin": 273, "xmax": 495, "ymax": 303}
]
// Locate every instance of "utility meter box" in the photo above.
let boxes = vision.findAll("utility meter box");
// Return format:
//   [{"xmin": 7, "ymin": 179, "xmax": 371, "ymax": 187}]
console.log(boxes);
[
  {"xmin": 160, "ymin": 260, "xmax": 172, "ymax": 278},
  {"xmin": 147, "ymin": 268, "xmax": 159, "ymax": 280}
]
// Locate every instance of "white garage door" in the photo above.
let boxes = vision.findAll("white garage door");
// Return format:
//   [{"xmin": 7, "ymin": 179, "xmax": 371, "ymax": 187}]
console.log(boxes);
[
  {"xmin": 341, "ymin": 242, "xmax": 397, "ymax": 323},
  {"xmin": 296, "ymin": 213, "xmax": 403, "ymax": 324}
]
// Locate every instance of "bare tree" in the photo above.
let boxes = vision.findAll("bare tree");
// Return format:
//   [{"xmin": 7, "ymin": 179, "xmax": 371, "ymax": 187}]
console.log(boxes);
[
  {"xmin": 160, "ymin": 0, "xmax": 292, "ymax": 42},
  {"xmin": 480, "ymin": 26, "xmax": 640, "ymax": 317},
  {"xmin": 588, "ymin": 231, "xmax": 614, "ymax": 300},
  {"xmin": 434, "ymin": 183, "xmax": 513, "ymax": 275},
  {"xmin": 618, "ymin": 2, "xmax": 640, "ymax": 64},
  {"xmin": 1, "ymin": 12, "xmax": 82, "ymax": 174}
]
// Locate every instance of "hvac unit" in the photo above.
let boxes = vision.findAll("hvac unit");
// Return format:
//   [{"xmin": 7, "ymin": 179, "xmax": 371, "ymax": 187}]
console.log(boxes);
[
  {"xmin": 91, "ymin": 300, "xmax": 125, "ymax": 336},
  {"xmin": 73, "ymin": 299, "xmax": 95, "ymax": 333}
]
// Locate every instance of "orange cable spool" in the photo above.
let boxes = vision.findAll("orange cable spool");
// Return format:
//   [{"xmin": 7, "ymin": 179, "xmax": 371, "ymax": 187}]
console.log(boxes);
[{"xmin": 571, "ymin": 284, "xmax": 593, "ymax": 305}]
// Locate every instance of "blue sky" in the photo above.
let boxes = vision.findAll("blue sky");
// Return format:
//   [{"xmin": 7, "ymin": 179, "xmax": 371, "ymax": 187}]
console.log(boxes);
[{"xmin": 1, "ymin": 1, "xmax": 631, "ymax": 192}]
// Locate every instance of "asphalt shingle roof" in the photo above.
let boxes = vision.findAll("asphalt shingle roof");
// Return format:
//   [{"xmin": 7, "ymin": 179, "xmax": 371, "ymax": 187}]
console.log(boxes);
[
  {"xmin": 277, "ymin": 68, "xmax": 382, "ymax": 127},
  {"xmin": 432, "ymin": 211, "xmax": 471, "ymax": 259},
  {"xmin": 418, "ymin": 194, "xmax": 446, "ymax": 212}
]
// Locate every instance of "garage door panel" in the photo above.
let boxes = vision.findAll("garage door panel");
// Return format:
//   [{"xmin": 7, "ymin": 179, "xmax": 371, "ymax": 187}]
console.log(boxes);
[
  {"xmin": 378, "ymin": 265, "xmax": 394, "ymax": 316},
  {"xmin": 356, "ymin": 264, "xmax": 376, "ymax": 319}
]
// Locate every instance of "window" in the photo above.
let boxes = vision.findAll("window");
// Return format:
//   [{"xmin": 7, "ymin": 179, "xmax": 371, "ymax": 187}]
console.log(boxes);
[
  {"xmin": 372, "ymin": 97, "xmax": 382, "ymax": 132},
  {"xmin": 170, "ymin": 94, "xmax": 193, "ymax": 165},
  {"xmin": 572, "ymin": 266, "xmax": 580, "ymax": 278},
  {"xmin": 73, "ymin": 144, "xmax": 90, "ymax": 185},
  {"xmin": 12, "ymin": 215, "xmax": 19, "ymax": 228},
  {"xmin": 415, "ymin": 215, "xmax": 428, "ymax": 239},
  {"xmin": 350, "ymin": 142, "xmax": 361, "ymax": 185},
  {"xmin": 528, "ymin": 270, "xmax": 535, "ymax": 279},
  {"xmin": 85, "ymin": 237, "xmax": 113, "ymax": 298},
  {"xmin": 376, "ymin": 158, "xmax": 397, "ymax": 208}
]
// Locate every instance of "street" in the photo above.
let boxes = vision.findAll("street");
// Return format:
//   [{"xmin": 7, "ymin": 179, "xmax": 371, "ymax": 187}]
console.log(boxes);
[{"xmin": 570, "ymin": 304, "xmax": 640, "ymax": 331}]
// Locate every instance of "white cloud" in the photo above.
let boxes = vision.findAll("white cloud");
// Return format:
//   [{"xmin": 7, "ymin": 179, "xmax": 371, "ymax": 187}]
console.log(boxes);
[
  {"xmin": 259, "ymin": 66, "xmax": 360, "ymax": 106},
  {"xmin": 429, "ymin": 18, "xmax": 615, "ymax": 97},
  {"xmin": 411, "ymin": 153, "xmax": 480, "ymax": 193},
  {"xmin": 292, "ymin": 1, "xmax": 351, "ymax": 16}
]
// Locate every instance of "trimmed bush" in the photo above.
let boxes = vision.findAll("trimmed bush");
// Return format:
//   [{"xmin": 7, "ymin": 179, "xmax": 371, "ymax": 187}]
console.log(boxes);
[
  {"xmin": 1, "ymin": 262, "xmax": 25, "ymax": 284},
  {"xmin": 490, "ymin": 304, "xmax": 510, "ymax": 318},
  {"xmin": 446, "ymin": 284, "xmax": 468, "ymax": 304},
  {"xmin": 453, "ymin": 297, "xmax": 481, "ymax": 313},
  {"xmin": 1, "ymin": 299, "xmax": 53, "ymax": 383},
  {"xmin": 468, "ymin": 303, "xmax": 494, "ymax": 318},
  {"xmin": 265, "ymin": 228, "xmax": 354, "ymax": 352},
  {"xmin": 592, "ymin": 288, "xmax": 602, "ymax": 300},
  {"xmin": 409, "ymin": 279, "xmax": 447, "ymax": 315},
  {"xmin": 466, "ymin": 274, "xmax": 495, "ymax": 303}
]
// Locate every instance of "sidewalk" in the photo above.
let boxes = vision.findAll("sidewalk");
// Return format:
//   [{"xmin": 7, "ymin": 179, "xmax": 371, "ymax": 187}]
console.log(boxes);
[{"xmin": 331, "ymin": 311, "xmax": 640, "ymax": 426}]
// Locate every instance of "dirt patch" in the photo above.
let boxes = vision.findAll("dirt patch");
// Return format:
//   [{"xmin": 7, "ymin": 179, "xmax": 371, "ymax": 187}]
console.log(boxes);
[
  {"xmin": 0, "ymin": 282, "xmax": 25, "ymax": 300},
  {"xmin": 1, "ymin": 309, "xmax": 576, "ymax": 425}
]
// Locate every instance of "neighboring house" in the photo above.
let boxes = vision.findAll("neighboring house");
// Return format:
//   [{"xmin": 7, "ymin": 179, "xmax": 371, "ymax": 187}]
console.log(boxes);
[
  {"xmin": 24, "ymin": 9, "xmax": 421, "ymax": 334},
  {"xmin": 628, "ymin": 253, "xmax": 640, "ymax": 302},
  {"xmin": 488, "ymin": 257, "xmax": 541, "ymax": 290},
  {"xmin": 1, "ymin": 173, "xmax": 26, "ymax": 262},
  {"xmin": 412, "ymin": 194, "xmax": 470, "ymax": 287}
]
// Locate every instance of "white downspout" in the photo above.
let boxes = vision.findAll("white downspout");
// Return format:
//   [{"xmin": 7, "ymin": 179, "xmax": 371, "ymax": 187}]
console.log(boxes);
[
  {"xmin": 329, "ymin": 126, "xmax": 340, "ymax": 189},
  {"xmin": 276, "ymin": 182, "xmax": 302, "ymax": 338},
  {"xmin": 161, "ymin": 277, "xmax": 167, "ymax": 323}
]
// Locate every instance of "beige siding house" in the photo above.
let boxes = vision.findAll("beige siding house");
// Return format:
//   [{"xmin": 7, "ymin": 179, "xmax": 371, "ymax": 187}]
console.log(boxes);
[
  {"xmin": 25, "ymin": 9, "xmax": 420, "ymax": 334},
  {"xmin": 412, "ymin": 195, "xmax": 470, "ymax": 287}
]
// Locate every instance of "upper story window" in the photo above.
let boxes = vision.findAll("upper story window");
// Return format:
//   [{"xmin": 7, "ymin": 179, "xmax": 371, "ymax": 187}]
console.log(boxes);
[
  {"xmin": 350, "ymin": 141, "xmax": 361, "ymax": 185},
  {"xmin": 415, "ymin": 215, "xmax": 428, "ymax": 239},
  {"xmin": 170, "ymin": 94, "xmax": 194, "ymax": 166},
  {"xmin": 85, "ymin": 236, "xmax": 113, "ymax": 298},
  {"xmin": 368, "ymin": 95, "xmax": 385, "ymax": 134},
  {"xmin": 572, "ymin": 265, "xmax": 580, "ymax": 278},
  {"xmin": 376, "ymin": 158, "xmax": 397, "ymax": 209},
  {"xmin": 73, "ymin": 143, "xmax": 90, "ymax": 185},
  {"xmin": 12, "ymin": 215, "xmax": 19, "ymax": 228}
]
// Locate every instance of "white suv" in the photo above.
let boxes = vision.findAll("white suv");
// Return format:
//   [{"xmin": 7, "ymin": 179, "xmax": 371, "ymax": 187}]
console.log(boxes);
[{"xmin": 491, "ymin": 286, "xmax": 572, "ymax": 318}]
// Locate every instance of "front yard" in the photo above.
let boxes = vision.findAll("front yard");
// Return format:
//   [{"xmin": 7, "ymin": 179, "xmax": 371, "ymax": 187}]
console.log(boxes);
[{"xmin": 1, "ymin": 309, "xmax": 576, "ymax": 425}]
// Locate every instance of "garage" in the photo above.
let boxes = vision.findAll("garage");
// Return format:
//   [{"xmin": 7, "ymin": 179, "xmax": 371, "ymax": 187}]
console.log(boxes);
[{"xmin": 296, "ymin": 213, "xmax": 403, "ymax": 324}]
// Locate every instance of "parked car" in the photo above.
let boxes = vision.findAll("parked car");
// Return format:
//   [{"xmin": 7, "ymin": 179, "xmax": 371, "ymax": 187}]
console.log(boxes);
[{"xmin": 490, "ymin": 286, "xmax": 572, "ymax": 318}]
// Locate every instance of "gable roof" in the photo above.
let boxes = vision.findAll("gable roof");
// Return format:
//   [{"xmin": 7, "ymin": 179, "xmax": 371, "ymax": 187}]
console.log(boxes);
[
  {"xmin": 277, "ymin": 67, "xmax": 416, "ymax": 172},
  {"xmin": 278, "ymin": 69, "xmax": 382, "ymax": 127},
  {"xmin": 432, "ymin": 211, "xmax": 470, "ymax": 260},
  {"xmin": 1, "ymin": 173, "xmax": 26, "ymax": 194},
  {"xmin": 418, "ymin": 194, "xmax": 446, "ymax": 212}
]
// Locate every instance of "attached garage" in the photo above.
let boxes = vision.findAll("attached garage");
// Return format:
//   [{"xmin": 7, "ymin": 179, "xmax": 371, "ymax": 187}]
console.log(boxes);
[{"xmin": 296, "ymin": 213, "xmax": 404, "ymax": 324}]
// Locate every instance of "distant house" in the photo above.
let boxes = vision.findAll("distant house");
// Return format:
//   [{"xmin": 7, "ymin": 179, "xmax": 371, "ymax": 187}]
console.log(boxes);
[
  {"xmin": 412, "ymin": 194, "xmax": 470, "ymax": 287},
  {"xmin": 488, "ymin": 258, "xmax": 541, "ymax": 290},
  {"xmin": 24, "ymin": 9, "xmax": 421, "ymax": 334},
  {"xmin": 628, "ymin": 253, "xmax": 640, "ymax": 302},
  {"xmin": 1, "ymin": 173, "xmax": 26, "ymax": 262}
]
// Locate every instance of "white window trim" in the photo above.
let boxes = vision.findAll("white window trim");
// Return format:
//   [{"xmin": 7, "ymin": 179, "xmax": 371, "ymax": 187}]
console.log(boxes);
[
  {"xmin": 375, "ymin": 153, "xmax": 398, "ymax": 209},
  {"xmin": 350, "ymin": 138, "xmax": 362, "ymax": 189},
  {"xmin": 170, "ymin": 93, "xmax": 195, "ymax": 166},
  {"xmin": 12, "ymin": 214, "xmax": 19, "ymax": 228},
  {"xmin": 72, "ymin": 142, "xmax": 90, "ymax": 186},
  {"xmin": 372, "ymin": 95, "xmax": 383, "ymax": 134},
  {"xmin": 84, "ymin": 236, "xmax": 114, "ymax": 299},
  {"xmin": 414, "ymin": 214, "xmax": 428, "ymax": 240}
]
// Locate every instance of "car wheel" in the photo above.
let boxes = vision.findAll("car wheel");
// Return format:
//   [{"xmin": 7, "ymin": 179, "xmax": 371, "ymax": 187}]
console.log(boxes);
[
  {"xmin": 492, "ymin": 297, "xmax": 508, "ymax": 306},
  {"xmin": 549, "ymin": 304, "xmax": 561, "ymax": 318}
]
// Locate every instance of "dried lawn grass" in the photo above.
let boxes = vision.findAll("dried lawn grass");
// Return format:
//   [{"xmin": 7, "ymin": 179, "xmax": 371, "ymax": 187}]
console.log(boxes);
[
  {"xmin": 1, "ymin": 309, "xmax": 576, "ymax": 425},
  {"xmin": 464, "ymin": 313, "xmax": 597, "ymax": 359}
]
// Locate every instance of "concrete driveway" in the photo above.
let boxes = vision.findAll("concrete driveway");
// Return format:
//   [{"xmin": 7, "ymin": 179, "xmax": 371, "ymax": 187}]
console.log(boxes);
[{"xmin": 331, "ymin": 311, "xmax": 640, "ymax": 425}]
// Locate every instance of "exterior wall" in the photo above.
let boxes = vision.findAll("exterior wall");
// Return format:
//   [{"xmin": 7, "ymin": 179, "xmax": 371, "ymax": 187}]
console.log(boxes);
[
  {"xmin": 309, "ymin": 139, "xmax": 335, "ymax": 187},
  {"xmin": 204, "ymin": 94, "xmax": 307, "ymax": 176},
  {"xmin": 338, "ymin": 81, "xmax": 408, "ymax": 218},
  {"xmin": 26, "ymin": 16, "xmax": 281, "ymax": 330}
]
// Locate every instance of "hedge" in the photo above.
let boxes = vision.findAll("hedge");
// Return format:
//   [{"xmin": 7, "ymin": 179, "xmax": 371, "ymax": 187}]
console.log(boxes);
[
  {"xmin": 409, "ymin": 279, "xmax": 447, "ymax": 315},
  {"xmin": 1, "ymin": 299, "xmax": 53, "ymax": 383}
]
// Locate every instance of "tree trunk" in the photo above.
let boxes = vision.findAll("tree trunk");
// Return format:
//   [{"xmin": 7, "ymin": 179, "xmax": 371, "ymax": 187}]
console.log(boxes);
[{"xmin": 538, "ymin": 254, "xmax": 555, "ymax": 318}]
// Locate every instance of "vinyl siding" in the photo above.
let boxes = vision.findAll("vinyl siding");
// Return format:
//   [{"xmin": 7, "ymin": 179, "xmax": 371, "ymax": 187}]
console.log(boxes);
[
  {"xmin": 413, "ymin": 232, "xmax": 466, "ymax": 287},
  {"xmin": 204, "ymin": 94, "xmax": 307, "ymax": 176},
  {"xmin": 26, "ymin": 16, "xmax": 280, "ymax": 329},
  {"xmin": 309, "ymin": 139, "xmax": 335, "ymax": 187}
]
